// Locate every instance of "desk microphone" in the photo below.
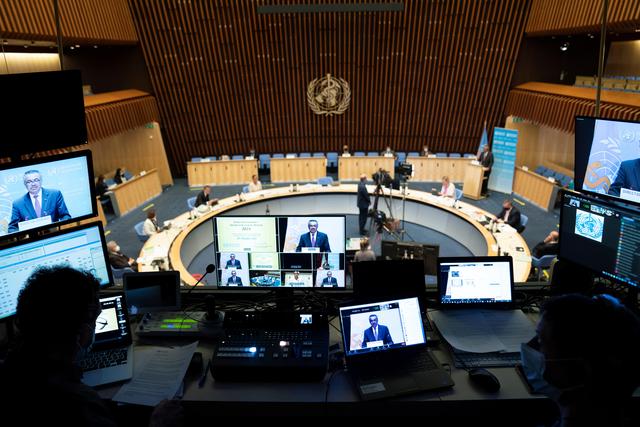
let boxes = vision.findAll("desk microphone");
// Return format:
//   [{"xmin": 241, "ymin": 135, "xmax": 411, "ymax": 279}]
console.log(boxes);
[{"xmin": 184, "ymin": 264, "xmax": 216, "ymax": 300}]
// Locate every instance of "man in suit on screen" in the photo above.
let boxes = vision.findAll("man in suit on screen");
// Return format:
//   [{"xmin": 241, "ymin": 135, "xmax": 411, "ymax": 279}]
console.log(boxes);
[
  {"xmin": 608, "ymin": 158, "xmax": 640, "ymax": 197},
  {"xmin": 361, "ymin": 314, "xmax": 393, "ymax": 348},
  {"xmin": 226, "ymin": 270, "xmax": 243, "ymax": 286},
  {"xmin": 225, "ymin": 254, "xmax": 242, "ymax": 269},
  {"xmin": 321, "ymin": 271, "xmax": 338, "ymax": 287},
  {"xmin": 9, "ymin": 170, "xmax": 70, "ymax": 232},
  {"xmin": 296, "ymin": 219, "xmax": 331, "ymax": 252}
]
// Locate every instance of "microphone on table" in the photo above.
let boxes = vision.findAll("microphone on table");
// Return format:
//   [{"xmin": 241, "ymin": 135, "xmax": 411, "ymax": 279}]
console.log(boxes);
[{"xmin": 183, "ymin": 263, "xmax": 216, "ymax": 300}]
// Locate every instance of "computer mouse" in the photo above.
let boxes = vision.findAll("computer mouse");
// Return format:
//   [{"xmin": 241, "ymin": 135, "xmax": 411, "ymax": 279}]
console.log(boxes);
[{"xmin": 468, "ymin": 368, "xmax": 501, "ymax": 393}]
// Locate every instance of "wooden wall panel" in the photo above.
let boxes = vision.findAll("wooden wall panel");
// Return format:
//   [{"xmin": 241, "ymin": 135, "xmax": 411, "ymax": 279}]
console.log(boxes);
[
  {"xmin": 130, "ymin": 0, "xmax": 530, "ymax": 176},
  {"xmin": 0, "ymin": 0, "xmax": 137, "ymax": 44},
  {"xmin": 526, "ymin": 0, "xmax": 640, "ymax": 36}
]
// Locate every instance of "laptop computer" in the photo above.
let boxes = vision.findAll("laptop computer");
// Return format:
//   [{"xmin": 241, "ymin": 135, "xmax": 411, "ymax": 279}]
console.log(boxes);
[
  {"xmin": 338, "ymin": 296, "xmax": 453, "ymax": 400},
  {"xmin": 79, "ymin": 293, "xmax": 134, "ymax": 387}
]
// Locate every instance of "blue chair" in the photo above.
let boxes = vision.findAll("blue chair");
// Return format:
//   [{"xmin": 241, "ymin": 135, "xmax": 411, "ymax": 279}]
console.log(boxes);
[
  {"xmin": 464, "ymin": 153, "xmax": 476, "ymax": 158},
  {"xmin": 542, "ymin": 169, "xmax": 555, "ymax": 178},
  {"xmin": 518, "ymin": 214, "xmax": 528, "ymax": 233},
  {"xmin": 204, "ymin": 156, "xmax": 217, "ymax": 161},
  {"xmin": 242, "ymin": 185, "xmax": 250, "ymax": 193},
  {"xmin": 259, "ymin": 154, "xmax": 270, "ymax": 169},
  {"xmin": 436, "ymin": 152, "xmax": 447, "ymax": 158},
  {"xmin": 395, "ymin": 152, "xmax": 407, "ymax": 167},
  {"xmin": 123, "ymin": 171, "xmax": 133, "ymax": 180},
  {"xmin": 105, "ymin": 178, "xmax": 116, "ymax": 187},
  {"xmin": 531, "ymin": 255, "xmax": 556, "ymax": 281},
  {"xmin": 232, "ymin": 154, "xmax": 244, "ymax": 160},
  {"xmin": 111, "ymin": 265, "xmax": 135, "ymax": 285},
  {"xmin": 367, "ymin": 151, "xmax": 378, "ymax": 157},
  {"xmin": 560, "ymin": 175, "xmax": 572, "ymax": 187},
  {"xmin": 449, "ymin": 153, "xmax": 461, "ymax": 158},
  {"xmin": 317, "ymin": 176, "xmax": 334, "ymax": 186},
  {"xmin": 299, "ymin": 152, "xmax": 311, "ymax": 158},
  {"xmin": 191, "ymin": 157, "xmax": 203, "ymax": 162},
  {"xmin": 326, "ymin": 152, "xmax": 338, "ymax": 168},
  {"xmin": 534, "ymin": 165, "xmax": 547, "ymax": 175},
  {"xmin": 455, "ymin": 188, "xmax": 463, "ymax": 201},
  {"xmin": 407, "ymin": 151, "xmax": 420, "ymax": 157},
  {"xmin": 135, "ymin": 221, "xmax": 148, "ymax": 242},
  {"xmin": 354, "ymin": 151, "xmax": 365, "ymax": 157},
  {"xmin": 187, "ymin": 197, "xmax": 196, "ymax": 210},
  {"xmin": 312, "ymin": 152, "xmax": 324, "ymax": 158},
  {"xmin": 273, "ymin": 153, "xmax": 284, "ymax": 158}
]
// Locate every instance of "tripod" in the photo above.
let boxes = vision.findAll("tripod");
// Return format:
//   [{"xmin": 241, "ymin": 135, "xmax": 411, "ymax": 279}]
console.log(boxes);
[{"xmin": 395, "ymin": 180, "xmax": 414, "ymax": 242}]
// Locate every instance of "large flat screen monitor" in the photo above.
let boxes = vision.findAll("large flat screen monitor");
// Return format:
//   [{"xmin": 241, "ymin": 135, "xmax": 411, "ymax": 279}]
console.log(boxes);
[
  {"xmin": 559, "ymin": 190, "xmax": 640, "ymax": 288},
  {"xmin": 0, "ymin": 222, "xmax": 113, "ymax": 321},
  {"xmin": 213, "ymin": 215, "xmax": 346, "ymax": 288},
  {"xmin": 0, "ymin": 70, "xmax": 87, "ymax": 157},
  {"xmin": 575, "ymin": 116, "xmax": 640, "ymax": 205},
  {"xmin": 0, "ymin": 150, "xmax": 97, "ymax": 237}
]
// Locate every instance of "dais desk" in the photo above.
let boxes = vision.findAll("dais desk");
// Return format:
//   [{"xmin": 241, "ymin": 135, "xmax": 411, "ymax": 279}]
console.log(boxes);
[{"xmin": 187, "ymin": 159, "xmax": 258, "ymax": 187}]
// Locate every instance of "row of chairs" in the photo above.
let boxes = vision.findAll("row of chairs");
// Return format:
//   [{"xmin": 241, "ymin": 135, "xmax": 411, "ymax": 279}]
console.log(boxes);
[
  {"xmin": 575, "ymin": 75, "xmax": 640, "ymax": 92},
  {"xmin": 533, "ymin": 165, "xmax": 572, "ymax": 188}
]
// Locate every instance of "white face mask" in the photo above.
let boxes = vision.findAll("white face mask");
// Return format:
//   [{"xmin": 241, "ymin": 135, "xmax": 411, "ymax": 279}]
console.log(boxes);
[{"xmin": 115, "ymin": 245, "xmax": 121, "ymax": 252}]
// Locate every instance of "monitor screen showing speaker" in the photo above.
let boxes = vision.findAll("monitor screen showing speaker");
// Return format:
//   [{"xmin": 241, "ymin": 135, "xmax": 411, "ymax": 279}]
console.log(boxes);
[
  {"xmin": 0, "ymin": 150, "xmax": 97, "ymax": 238},
  {"xmin": 213, "ymin": 215, "xmax": 346, "ymax": 288}
]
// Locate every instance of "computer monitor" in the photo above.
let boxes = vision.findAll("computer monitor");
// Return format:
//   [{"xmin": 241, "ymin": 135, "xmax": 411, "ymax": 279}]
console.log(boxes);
[
  {"xmin": 123, "ymin": 271, "xmax": 181, "ymax": 314},
  {"xmin": 436, "ymin": 256, "xmax": 514, "ymax": 307},
  {"xmin": 559, "ymin": 190, "xmax": 640, "ymax": 288},
  {"xmin": 0, "ymin": 70, "xmax": 87, "ymax": 158},
  {"xmin": 575, "ymin": 116, "xmax": 640, "ymax": 205},
  {"xmin": 0, "ymin": 150, "xmax": 97, "ymax": 238},
  {"xmin": 381, "ymin": 240, "xmax": 439, "ymax": 275},
  {"xmin": 0, "ymin": 222, "xmax": 113, "ymax": 321},
  {"xmin": 351, "ymin": 259, "xmax": 425, "ymax": 301},
  {"xmin": 213, "ymin": 215, "xmax": 346, "ymax": 289}
]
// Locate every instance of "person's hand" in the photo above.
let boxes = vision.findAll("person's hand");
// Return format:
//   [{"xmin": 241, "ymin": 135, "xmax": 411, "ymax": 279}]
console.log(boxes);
[
  {"xmin": 128, "ymin": 258, "xmax": 135, "ymax": 264},
  {"xmin": 150, "ymin": 399, "xmax": 183, "ymax": 427}
]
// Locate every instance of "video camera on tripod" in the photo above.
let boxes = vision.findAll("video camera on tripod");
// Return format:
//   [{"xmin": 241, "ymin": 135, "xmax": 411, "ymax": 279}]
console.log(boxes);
[{"xmin": 372, "ymin": 168, "xmax": 393, "ymax": 187}]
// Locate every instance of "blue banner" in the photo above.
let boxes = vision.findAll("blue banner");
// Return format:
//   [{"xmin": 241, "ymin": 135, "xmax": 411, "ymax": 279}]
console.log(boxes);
[
  {"xmin": 488, "ymin": 127, "xmax": 518, "ymax": 194},
  {"xmin": 476, "ymin": 123, "xmax": 488, "ymax": 157}
]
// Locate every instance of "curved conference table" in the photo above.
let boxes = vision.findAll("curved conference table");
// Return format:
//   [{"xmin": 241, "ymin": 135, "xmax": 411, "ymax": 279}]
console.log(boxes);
[{"xmin": 138, "ymin": 184, "xmax": 531, "ymax": 285}]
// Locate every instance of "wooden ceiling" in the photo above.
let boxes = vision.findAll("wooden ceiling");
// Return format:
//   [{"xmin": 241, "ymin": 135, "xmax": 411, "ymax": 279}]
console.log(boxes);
[{"xmin": 130, "ymin": 0, "xmax": 530, "ymax": 176}]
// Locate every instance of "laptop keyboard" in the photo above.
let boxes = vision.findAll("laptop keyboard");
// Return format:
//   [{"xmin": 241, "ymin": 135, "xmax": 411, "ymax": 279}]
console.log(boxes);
[
  {"xmin": 453, "ymin": 352, "xmax": 521, "ymax": 368},
  {"xmin": 358, "ymin": 350, "xmax": 439, "ymax": 380},
  {"xmin": 78, "ymin": 348, "xmax": 128, "ymax": 372}
]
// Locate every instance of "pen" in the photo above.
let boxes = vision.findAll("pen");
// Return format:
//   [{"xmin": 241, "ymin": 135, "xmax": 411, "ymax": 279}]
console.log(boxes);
[{"xmin": 198, "ymin": 360, "xmax": 211, "ymax": 388}]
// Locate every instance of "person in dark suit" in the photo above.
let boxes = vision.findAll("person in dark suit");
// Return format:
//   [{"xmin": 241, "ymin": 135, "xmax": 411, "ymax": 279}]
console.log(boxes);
[
  {"xmin": 532, "ymin": 231, "xmax": 559, "ymax": 258},
  {"xmin": 361, "ymin": 314, "xmax": 393, "ymax": 348},
  {"xmin": 195, "ymin": 185, "xmax": 219, "ymax": 207},
  {"xmin": 106, "ymin": 240, "xmax": 138, "ymax": 272},
  {"xmin": 225, "ymin": 254, "xmax": 242, "ymax": 269},
  {"xmin": 478, "ymin": 144, "xmax": 494, "ymax": 196},
  {"xmin": 95, "ymin": 175, "xmax": 109, "ymax": 201},
  {"xmin": 9, "ymin": 170, "xmax": 71, "ymax": 232},
  {"xmin": 321, "ymin": 271, "xmax": 338, "ymax": 287},
  {"xmin": 357, "ymin": 174, "xmax": 371, "ymax": 235},
  {"xmin": 113, "ymin": 167, "xmax": 126, "ymax": 185},
  {"xmin": 296, "ymin": 219, "xmax": 331, "ymax": 252},
  {"xmin": 608, "ymin": 158, "xmax": 640, "ymax": 197},
  {"xmin": 226, "ymin": 270, "xmax": 243, "ymax": 286},
  {"xmin": 495, "ymin": 199, "xmax": 522, "ymax": 231}
]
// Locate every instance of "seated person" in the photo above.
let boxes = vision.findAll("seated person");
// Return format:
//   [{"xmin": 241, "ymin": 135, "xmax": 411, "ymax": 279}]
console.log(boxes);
[
  {"xmin": 353, "ymin": 237, "xmax": 376, "ymax": 262},
  {"xmin": 532, "ymin": 230, "xmax": 559, "ymax": 258},
  {"xmin": 521, "ymin": 294, "xmax": 640, "ymax": 427},
  {"xmin": 608, "ymin": 158, "xmax": 640, "ymax": 197},
  {"xmin": 225, "ymin": 254, "xmax": 242, "ymax": 269},
  {"xmin": 296, "ymin": 219, "xmax": 331, "ymax": 252},
  {"xmin": 342, "ymin": 144, "xmax": 351, "ymax": 157},
  {"xmin": 248, "ymin": 175, "xmax": 262, "ymax": 192},
  {"xmin": 195, "ymin": 185, "xmax": 219, "ymax": 207},
  {"xmin": 143, "ymin": 209, "xmax": 161, "ymax": 236},
  {"xmin": 226, "ymin": 270, "xmax": 243, "ymax": 286},
  {"xmin": 288, "ymin": 271, "xmax": 306, "ymax": 287},
  {"xmin": 247, "ymin": 147, "xmax": 256, "ymax": 159},
  {"xmin": 9, "ymin": 169, "xmax": 71, "ymax": 232},
  {"xmin": 381, "ymin": 146, "xmax": 395, "ymax": 157},
  {"xmin": 437, "ymin": 176, "xmax": 456, "ymax": 198},
  {"xmin": 95, "ymin": 175, "xmax": 109, "ymax": 200},
  {"xmin": 495, "ymin": 199, "xmax": 521, "ymax": 231},
  {"xmin": 113, "ymin": 167, "xmax": 127, "ymax": 185},
  {"xmin": 422, "ymin": 145, "xmax": 431, "ymax": 156},
  {"xmin": 321, "ymin": 271, "xmax": 338, "ymax": 287},
  {"xmin": 106, "ymin": 240, "xmax": 138, "ymax": 272}
]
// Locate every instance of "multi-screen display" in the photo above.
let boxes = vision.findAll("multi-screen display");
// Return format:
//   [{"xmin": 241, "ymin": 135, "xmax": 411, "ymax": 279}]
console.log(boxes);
[{"xmin": 213, "ymin": 216, "xmax": 346, "ymax": 288}]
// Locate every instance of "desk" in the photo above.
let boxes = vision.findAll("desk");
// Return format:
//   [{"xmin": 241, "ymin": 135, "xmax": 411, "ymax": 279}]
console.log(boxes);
[
  {"xmin": 109, "ymin": 169, "xmax": 162, "ymax": 217},
  {"xmin": 138, "ymin": 185, "xmax": 531, "ymax": 284},
  {"xmin": 513, "ymin": 167, "xmax": 559, "ymax": 212},
  {"xmin": 187, "ymin": 159, "xmax": 258, "ymax": 187},
  {"xmin": 270, "ymin": 157, "xmax": 327, "ymax": 182},
  {"xmin": 338, "ymin": 156, "xmax": 395, "ymax": 181},
  {"xmin": 406, "ymin": 156, "xmax": 473, "ymax": 182}
]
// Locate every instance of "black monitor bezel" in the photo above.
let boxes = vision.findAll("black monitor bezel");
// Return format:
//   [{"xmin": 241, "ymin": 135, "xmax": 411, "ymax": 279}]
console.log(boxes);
[
  {"xmin": 122, "ymin": 270, "xmax": 181, "ymax": 313},
  {"xmin": 0, "ymin": 149, "xmax": 98, "ymax": 241}
]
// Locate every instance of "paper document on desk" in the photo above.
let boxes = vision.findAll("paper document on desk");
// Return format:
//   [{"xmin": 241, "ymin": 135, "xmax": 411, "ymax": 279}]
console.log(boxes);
[
  {"xmin": 112, "ymin": 341, "xmax": 198, "ymax": 406},
  {"xmin": 431, "ymin": 310, "xmax": 536, "ymax": 353}
]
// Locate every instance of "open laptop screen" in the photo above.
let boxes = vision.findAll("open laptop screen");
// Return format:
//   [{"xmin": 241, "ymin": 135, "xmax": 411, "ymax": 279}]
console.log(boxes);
[
  {"xmin": 437, "ymin": 256, "xmax": 514, "ymax": 307},
  {"xmin": 339, "ymin": 297, "xmax": 425, "ymax": 357},
  {"xmin": 93, "ymin": 294, "xmax": 131, "ymax": 351}
]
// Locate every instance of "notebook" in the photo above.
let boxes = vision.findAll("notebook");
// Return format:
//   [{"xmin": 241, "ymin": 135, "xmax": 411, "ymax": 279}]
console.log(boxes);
[
  {"xmin": 79, "ymin": 293, "xmax": 134, "ymax": 387},
  {"xmin": 339, "ymin": 296, "xmax": 453, "ymax": 400}
]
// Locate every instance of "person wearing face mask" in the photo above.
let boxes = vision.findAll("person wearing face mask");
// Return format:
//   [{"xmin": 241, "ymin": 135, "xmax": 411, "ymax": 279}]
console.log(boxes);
[
  {"xmin": 106, "ymin": 240, "xmax": 138, "ymax": 272},
  {"xmin": 0, "ymin": 266, "xmax": 184, "ymax": 425},
  {"xmin": 520, "ymin": 294, "xmax": 640, "ymax": 427}
]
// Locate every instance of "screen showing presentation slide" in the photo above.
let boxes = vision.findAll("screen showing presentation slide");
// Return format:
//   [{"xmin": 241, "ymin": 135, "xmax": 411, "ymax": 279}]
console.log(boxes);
[
  {"xmin": 0, "ymin": 150, "xmax": 96, "ymax": 237},
  {"xmin": 576, "ymin": 116, "xmax": 640, "ymax": 205},
  {"xmin": 0, "ymin": 222, "xmax": 113, "ymax": 320},
  {"xmin": 339, "ymin": 297, "xmax": 425, "ymax": 356},
  {"xmin": 213, "ymin": 215, "xmax": 346, "ymax": 288},
  {"xmin": 437, "ymin": 258, "xmax": 513, "ymax": 305},
  {"xmin": 559, "ymin": 191, "xmax": 640, "ymax": 288}
]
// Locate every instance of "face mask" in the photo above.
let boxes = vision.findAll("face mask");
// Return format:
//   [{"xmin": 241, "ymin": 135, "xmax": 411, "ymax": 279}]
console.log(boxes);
[
  {"xmin": 520, "ymin": 342, "xmax": 563, "ymax": 401},
  {"xmin": 115, "ymin": 245, "xmax": 121, "ymax": 252}
]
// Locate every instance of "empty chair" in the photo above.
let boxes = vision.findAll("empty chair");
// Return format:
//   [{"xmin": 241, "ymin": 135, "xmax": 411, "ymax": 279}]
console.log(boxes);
[
  {"xmin": 232, "ymin": 154, "xmax": 244, "ymax": 160},
  {"xmin": 518, "ymin": 214, "xmax": 528, "ymax": 233},
  {"xmin": 259, "ymin": 154, "xmax": 271, "ymax": 169},
  {"xmin": 123, "ymin": 170, "xmax": 133, "ymax": 180},
  {"xmin": 111, "ymin": 265, "xmax": 135, "ymax": 286},
  {"xmin": 299, "ymin": 152, "xmax": 311, "ymax": 158},
  {"xmin": 273, "ymin": 153, "xmax": 285, "ymax": 158},
  {"xmin": 542, "ymin": 169, "xmax": 555, "ymax": 178},
  {"xmin": 134, "ymin": 221, "xmax": 148, "ymax": 242},
  {"xmin": 449, "ymin": 153, "xmax": 461, "ymax": 158},
  {"xmin": 312, "ymin": 152, "xmax": 324, "ymax": 158},
  {"xmin": 464, "ymin": 153, "xmax": 476, "ymax": 158},
  {"xmin": 317, "ymin": 176, "xmax": 334, "ymax": 186},
  {"xmin": 191, "ymin": 156, "xmax": 203, "ymax": 162},
  {"xmin": 354, "ymin": 151, "xmax": 365, "ymax": 157},
  {"xmin": 534, "ymin": 165, "xmax": 547, "ymax": 175},
  {"xmin": 367, "ymin": 151, "xmax": 379, "ymax": 157},
  {"xmin": 395, "ymin": 152, "xmax": 407, "ymax": 167},
  {"xmin": 326, "ymin": 152, "xmax": 338, "ymax": 168},
  {"xmin": 435, "ymin": 152, "xmax": 447, "ymax": 158},
  {"xmin": 455, "ymin": 188, "xmax": 463, "ymax": 201},
  {"xmin": 407, "ymin": 151, "xmax": 420, "ymax": 157},
  {"xmin": 187, "ymin": 197, "xmax": 196, "ymax": 210},
  {"xmin": 530, "ymin": 254, "xmax": 556, "ymax": 281},
  {"xmin": 204, "ymin": 156, "xmax": 217, "ymax": 161},
  {"xmin": 560, "ymin": 175, "xmax": 573, "ymax": 187},
  {"xmin": 242, "ymin": 185, "xmax": 250, "ymax": 193}
]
